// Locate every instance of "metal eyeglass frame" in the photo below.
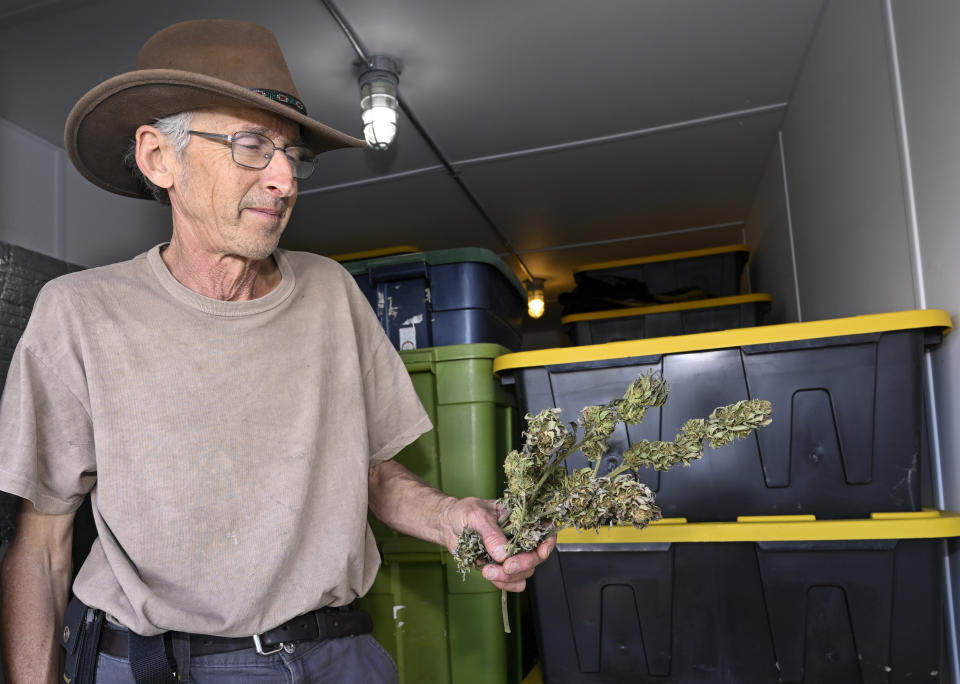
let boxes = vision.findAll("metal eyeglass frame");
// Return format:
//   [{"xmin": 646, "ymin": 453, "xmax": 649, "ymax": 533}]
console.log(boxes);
[{"xmin": 188, "ymin": 130, "xmax": 319, "ymax": 180}]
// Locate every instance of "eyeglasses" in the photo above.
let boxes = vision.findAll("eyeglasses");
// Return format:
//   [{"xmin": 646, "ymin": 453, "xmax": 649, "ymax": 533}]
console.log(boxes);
[{"xmin": 188, "ymin": 130, "xmax": 319, "ymax": 180}]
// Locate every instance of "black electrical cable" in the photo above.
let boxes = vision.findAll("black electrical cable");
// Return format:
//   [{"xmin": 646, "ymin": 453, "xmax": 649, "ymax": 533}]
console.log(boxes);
[{"xmin": 318, "ymin": 0, "xmax": 535, "ymax": 282}]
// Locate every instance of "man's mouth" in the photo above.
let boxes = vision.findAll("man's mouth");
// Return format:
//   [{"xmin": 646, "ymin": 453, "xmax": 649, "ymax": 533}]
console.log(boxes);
[{"xmin": 244, "ymin": 206, "xmax": 285, "ymax": 219}]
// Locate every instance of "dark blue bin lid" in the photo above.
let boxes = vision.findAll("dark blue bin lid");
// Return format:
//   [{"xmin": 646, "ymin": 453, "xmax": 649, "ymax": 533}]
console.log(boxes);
[{"xmin": 342, "ymin": 247, "xmax": 526, "ymax": 299}]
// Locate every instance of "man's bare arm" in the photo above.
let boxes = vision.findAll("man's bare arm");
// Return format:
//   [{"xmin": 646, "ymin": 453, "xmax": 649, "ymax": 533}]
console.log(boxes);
[
  {"xmin": 368, "ymin": 460, "xmax": 554, "ymax": 592},
  {"xmin": 1, "ymin": 499, "xmax": 74, "ymax": 684}
]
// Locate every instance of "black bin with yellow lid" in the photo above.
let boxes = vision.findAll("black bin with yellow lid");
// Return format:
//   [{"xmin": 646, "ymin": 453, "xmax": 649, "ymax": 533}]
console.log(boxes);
[
  {"xmin": 495, "ymin": 309, "xmax": 951, "ymax": 520},
  {"xmin": 529, "ymin": 510, "xmax": 958, "ymax": 683},
  {"xmin": 562, "ymin": 293, "xmax": 772, "ymax": 344}
]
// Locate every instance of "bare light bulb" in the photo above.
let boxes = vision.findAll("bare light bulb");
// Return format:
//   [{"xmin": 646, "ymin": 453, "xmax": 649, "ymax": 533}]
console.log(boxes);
[
  {"xmin": 358, "ymin": 56, "xmax": 400, "ymax": 151},
  {"xmin": 526, "ymin": 278, "xmax": 545, "ymax": 319}
]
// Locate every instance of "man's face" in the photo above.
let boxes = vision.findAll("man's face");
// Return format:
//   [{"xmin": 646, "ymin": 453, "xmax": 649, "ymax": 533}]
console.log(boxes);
[{"xmin": 168, "ymin": 106, "xmax": 301, "ymax": 261}]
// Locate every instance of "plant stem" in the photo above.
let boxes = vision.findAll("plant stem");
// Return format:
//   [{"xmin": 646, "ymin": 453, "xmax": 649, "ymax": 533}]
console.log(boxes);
[
  {"xmin": 606, "ymin": 462, "xmax": 631, "ymax": 479},
  {"xmin": 501, "ymin": 590, "xmax": 510, "ymax": 633}
]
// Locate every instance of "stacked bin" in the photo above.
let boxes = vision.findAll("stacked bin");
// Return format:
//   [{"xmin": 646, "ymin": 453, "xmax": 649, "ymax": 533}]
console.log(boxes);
[
  {"xmin": 534, "ymin": 512, "xmax": 959, "ymax": 683},
  {"xmin": 562, "ymin": 293, "xmax": 772, "ymax": 345},
  {"xmin": 493, "ymin": 310, "xmax": 954, "ymax": 683},
  {"xmin": 344, "ymin": 247, "xmax": 526, "ymax": 351},
  {"xmin": 562, "ymin": 245, "xmax": 771, "ymax": 343},
  {"xmin": 342, "ymin": 249, "xmax": 529, "ymax": 683}
]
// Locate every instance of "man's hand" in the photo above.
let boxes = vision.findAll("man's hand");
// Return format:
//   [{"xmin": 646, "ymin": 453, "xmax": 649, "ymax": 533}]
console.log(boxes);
[
  {"xmin": 442, "ymin": 497, "xmax": 555, "ymax": 592},
  {"xmin": 367, "ymin": 461, "xmax": 555, "ymax": 592}
]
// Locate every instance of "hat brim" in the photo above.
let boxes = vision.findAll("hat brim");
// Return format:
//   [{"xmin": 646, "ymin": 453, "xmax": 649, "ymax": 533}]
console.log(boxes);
[{"xmin": 65, "ymin": 69, "xmax": 366, "ymax": 199}]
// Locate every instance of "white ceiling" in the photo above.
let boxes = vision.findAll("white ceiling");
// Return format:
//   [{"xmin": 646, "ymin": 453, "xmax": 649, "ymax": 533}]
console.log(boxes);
[{"xmin": 0, "ymin": 0, "xmax": 825, "ymax": 308}]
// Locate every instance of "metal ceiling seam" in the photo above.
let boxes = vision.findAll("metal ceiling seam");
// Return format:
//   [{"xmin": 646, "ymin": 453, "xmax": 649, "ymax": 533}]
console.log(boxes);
[
  {"xmin": 297, "ymin": 165, "xmax": 446, "ymax": 196},
  {"xmin": 778, "ymin": 131, "xmax": 802, "ymax": 324},
  {"xmin": 456, "ymin": 102, "xmax": 789, "ymax": 169},
  {"xmin": 882, "ymin": 0, "xmax": 925, "ymax": 311}
]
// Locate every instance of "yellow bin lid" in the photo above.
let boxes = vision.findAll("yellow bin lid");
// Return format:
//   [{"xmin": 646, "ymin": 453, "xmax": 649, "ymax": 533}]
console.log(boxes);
[
  {"xmin": 494, "ymin": 309, "xmax": 952, "ymax": 373},
  {"xmin": 330, "ymin": 245, "xmax": 421, "ymax": 262},
  {"xmin": 557, "ymin": 509, "xmax": 960, "ymax": 544},
  {"xmin": 561, "ymin": 293, "xmax": 772, "ymax": 325},
  {"xmin": 574, "ymin": 244, "xmax": 749, "ymax": 274}
]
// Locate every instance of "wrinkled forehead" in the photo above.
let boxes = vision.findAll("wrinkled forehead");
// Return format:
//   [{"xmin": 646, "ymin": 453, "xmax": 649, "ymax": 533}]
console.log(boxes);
[{"xmin": 190, "ymin": 106, "xmax": 302, "ymax": 144}]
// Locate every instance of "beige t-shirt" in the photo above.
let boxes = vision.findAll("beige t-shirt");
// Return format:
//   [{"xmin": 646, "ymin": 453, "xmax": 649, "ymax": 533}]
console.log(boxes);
[{"xmin": 0, "ymin": 245, "xmax": 431, "ymax": 637}]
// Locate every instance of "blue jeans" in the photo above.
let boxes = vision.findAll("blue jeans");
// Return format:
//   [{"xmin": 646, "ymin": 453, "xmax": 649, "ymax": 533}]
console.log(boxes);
[{"xmin": 93, "ymin": 630, "xmax": 398, "ymax": 683}]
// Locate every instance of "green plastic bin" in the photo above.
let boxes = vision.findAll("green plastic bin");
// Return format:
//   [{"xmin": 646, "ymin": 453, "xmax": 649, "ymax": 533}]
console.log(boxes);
[
  {"xmin": 362, "ymin": 539, "xmax": 525, "ymax": 684},
  {"xmin": 371, "ymin": 343, "xmax": 516, "ymax": 532},
  {"xmin": 359, "ymin": 343, "xmax": 526, "ymax": 684}
]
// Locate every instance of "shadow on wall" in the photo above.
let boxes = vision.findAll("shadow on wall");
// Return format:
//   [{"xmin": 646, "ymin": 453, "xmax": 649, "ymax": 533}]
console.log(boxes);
[
  {"xmin": 0, "ymin": 541, "xmax": 4, "ymax": 684},
  {"xmin": 0, "ymin": 242, "xmax": 91, "ymax": 683}
]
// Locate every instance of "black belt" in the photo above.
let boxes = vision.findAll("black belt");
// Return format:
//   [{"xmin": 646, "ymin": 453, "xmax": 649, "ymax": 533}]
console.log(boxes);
[{"xmin": 98, "ymin": 606, "xmax": 373, "ymax": 658}]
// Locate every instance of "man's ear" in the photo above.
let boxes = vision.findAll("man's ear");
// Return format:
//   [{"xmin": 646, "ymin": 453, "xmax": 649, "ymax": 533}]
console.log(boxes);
[{"xmin": 134, "ymin": 125, "xmax": 176, "ymax": 190}]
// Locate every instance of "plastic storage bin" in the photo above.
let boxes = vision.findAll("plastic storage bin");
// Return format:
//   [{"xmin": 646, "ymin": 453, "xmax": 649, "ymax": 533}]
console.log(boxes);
[
  {"xmin": 371, "ymin": 343, "xmax": 516, "ymax": 539},
  {"xmin": 331, "ymin": 245, "xmax": 421, "ymax": 262},
  {"xmin": 530, "ymin": 510, "xmax": 958, "ymax": 683},
  {"xmin": 344, "ymin": 247, "xmax": 526, "ymax": 351},
  {"xmin": 562, "ymin": 293, "xmax": 772, "ymax": 344},
  {"xmin": 573, "ymin": 244, "xmax": 750, "ymax": 299},
  {"xmin": 494, "ymin": 310, "xmax": 951, "ymax": 520},
  {"xmin": 358, "ymin": 344, "xmax": 525, "ymax": 684},
  {"xmin": 361, "ymin": 537, "xmax": 525, "ymax": 684}
]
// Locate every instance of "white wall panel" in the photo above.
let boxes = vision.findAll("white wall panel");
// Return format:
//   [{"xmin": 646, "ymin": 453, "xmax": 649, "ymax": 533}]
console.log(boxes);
[
  {"xmin": 781, "ymin": 0, "xmax": 916, "ymax": 321},
  {"xmin": 892, "ymin": 0, "xmax": 960, "ymax": 502},
  {"xmin": 745, "ymin": 139, "xmax": 799, "ymax": 324},
  {"xmin": 0, "ymin": 116, "xmax": 171, "ymax": 268},
  {"xmin": 64, "ymin": 164, "xmax": 171, "ymax": 267},
  {"xmin": 0, "ymin": 117, "xmax": 61, "ymax": 258},
  {"xmin": 891, "ymin": 2, "xmax": 960, "ymax": 678}
]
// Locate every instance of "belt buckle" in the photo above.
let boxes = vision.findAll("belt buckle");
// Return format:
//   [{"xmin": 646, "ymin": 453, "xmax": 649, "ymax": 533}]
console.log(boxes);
[{"xmin": 252, "ymin": 633, "xmax": 286, "ymax": 656}]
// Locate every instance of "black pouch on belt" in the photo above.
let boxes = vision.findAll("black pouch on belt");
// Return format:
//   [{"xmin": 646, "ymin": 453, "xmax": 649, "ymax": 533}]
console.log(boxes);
[{"xmin": 61, "ymin": 595, "xmax": 105, "ymax": 684}]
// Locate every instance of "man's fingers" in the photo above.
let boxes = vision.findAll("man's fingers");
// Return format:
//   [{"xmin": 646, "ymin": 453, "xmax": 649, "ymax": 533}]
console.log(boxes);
[
  {"xmin": 480, "ymin": 529, "xmax": 508, "ymax": 563},
  {"xmin": 471, "ymin": 513, "xmax": 508, "ymax": 563},
  {"xmin": 537, "ymin": 535, "xmax": 557, "ymax": 560},
  {"xmin": 481, "ymin": 563, "xmax": 529, "ymax": 592}
]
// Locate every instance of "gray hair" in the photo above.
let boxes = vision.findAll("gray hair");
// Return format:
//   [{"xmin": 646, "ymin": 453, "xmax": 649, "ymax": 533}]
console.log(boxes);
[{"xmin": 123, "ymin": 111, "xmax": 195, "ymax": 205}]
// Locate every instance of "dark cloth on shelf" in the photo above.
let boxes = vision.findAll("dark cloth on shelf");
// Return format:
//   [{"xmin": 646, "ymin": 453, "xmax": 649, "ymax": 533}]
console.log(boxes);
[{"xmin": 558, "ymin": 273, "xmax": 710, "ymax": 316}]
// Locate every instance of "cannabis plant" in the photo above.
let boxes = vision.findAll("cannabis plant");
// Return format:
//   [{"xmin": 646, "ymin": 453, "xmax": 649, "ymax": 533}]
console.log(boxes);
[{"xmin": 453, "ymin": 370, "xmax": 772, "ymax": 631}]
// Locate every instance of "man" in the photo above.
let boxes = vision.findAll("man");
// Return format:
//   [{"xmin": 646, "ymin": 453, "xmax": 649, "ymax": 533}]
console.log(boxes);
[{"xmin": 0, "ymin": 19, "xmax": 553, "ymax": 683}]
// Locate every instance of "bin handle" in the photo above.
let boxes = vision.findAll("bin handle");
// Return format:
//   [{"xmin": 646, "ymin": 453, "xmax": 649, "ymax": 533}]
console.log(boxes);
[{"xmin": 402, "ymin": 361, "xmax": 435, "ymax": 374}]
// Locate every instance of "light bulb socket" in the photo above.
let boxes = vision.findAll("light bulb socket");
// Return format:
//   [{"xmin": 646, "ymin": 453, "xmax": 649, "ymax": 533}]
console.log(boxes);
[{"xmin": 358, "ymin": 55, "xmax": 402, "ymax": 89}]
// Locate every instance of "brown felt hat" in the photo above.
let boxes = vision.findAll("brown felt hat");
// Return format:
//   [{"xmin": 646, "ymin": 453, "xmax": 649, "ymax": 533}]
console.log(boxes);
[{"xmin": 65, "ymin": 19, "xmax": 365, "ymax": 199}]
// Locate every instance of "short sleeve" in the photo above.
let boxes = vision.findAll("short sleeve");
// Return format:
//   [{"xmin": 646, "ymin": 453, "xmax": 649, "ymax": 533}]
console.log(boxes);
[
  {"xmin": 0, "ymin": 302, "xmax": 96, "ymax": 514},
  {"xmin": 361, "ymin": 334, "xmax": 433, "ymax": 464},
  {"xmin": 341, "ymin": 276, "xmax": 431, "ymax": 464}
]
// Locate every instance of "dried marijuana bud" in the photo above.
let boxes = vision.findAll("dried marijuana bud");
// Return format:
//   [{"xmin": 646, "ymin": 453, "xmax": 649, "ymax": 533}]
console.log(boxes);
[
  {"xmin": 579, "ymin": 401, "xmax": 619, "ymax": 465},
  {"xmin": 619, "ymin": 371, "xmax": 670, "ymax": 424},
  {"xmin": 451, "ymin": 370, "xmax": 772, "ymax": 632},
  {"xmin": 622, "ymin": 398, "xmax": 773, "ymax": 471}
]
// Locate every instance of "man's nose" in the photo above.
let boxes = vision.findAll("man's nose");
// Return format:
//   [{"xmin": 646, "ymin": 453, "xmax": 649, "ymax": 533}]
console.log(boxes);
[{"xmin": 262, "ymin": 151, "xmax": 296, "ymax": 197}]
